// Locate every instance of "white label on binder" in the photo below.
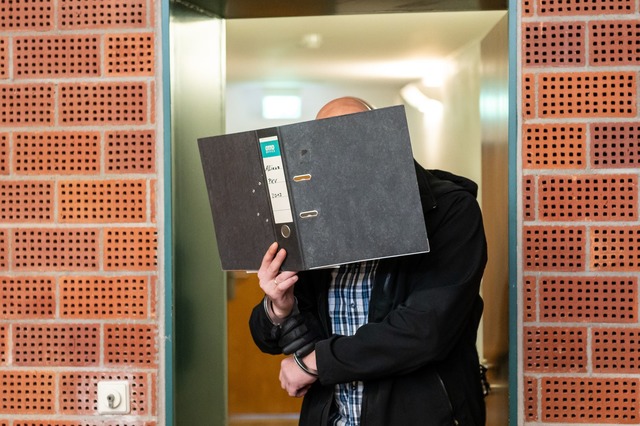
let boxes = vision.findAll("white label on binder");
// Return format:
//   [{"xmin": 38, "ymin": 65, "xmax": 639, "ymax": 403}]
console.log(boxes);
[{"xmin": 259, "ymin": 136, "xmax": 293, "ymax": 224}]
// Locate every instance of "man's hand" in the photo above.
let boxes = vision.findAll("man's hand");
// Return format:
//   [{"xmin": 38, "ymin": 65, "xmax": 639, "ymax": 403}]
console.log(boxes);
[
  {"xmin": 258, "ymin": 242, "xmax": 298, "ymax": 319},
  {"xmin": 279, "ymin": 353, "xmax": 318, "ymax": 398}
]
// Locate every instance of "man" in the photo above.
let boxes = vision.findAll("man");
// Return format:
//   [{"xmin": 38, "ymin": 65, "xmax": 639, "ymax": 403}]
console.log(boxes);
[{"xmin": 249, "ymin": 96, "xmax": 488, "ymax": 425}]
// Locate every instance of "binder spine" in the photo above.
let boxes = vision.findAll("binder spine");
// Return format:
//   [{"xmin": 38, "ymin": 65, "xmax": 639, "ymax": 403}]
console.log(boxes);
[{"xmin": 256, "ymin": 128, "xmax": 304, "ymax": 270}]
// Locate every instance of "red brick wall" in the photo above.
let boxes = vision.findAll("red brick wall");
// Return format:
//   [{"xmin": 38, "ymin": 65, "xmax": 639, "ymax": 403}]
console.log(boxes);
[
  {"xmin": 0, "ymin": 1, "xmax": 160, "ymax": 425},
  {"xmin": 521, "ymin": 0, "xmax": 640, "ymax": 423}
]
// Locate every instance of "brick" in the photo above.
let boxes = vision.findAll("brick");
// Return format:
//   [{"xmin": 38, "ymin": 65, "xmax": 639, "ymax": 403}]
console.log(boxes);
[
  {"xmin": 150, "ymin": 179, "xmax": 157, "ymax": 223},
  {"xmin": 0, "ymin": 84, "xmax": 55, "ymax": 127},
  {"xmin": 106, "ymin": 33, "xmax": 155, "ymax": 76},
  {"xmin": 522, "ymin": 123, "xmax": 586, "ymax": 169},
  {"xmin": 522, "ymin": 0, "xmax": 534, "ymax": 16},
  {"xmin": 58, "ymin": 82, "xmax": 148, "ymax": 125},
  {"xmin": 0, "ymin": 37, "xmax": 7, "ymax": 79},
  {"xmin": 0, "ymin": 371, "xmax": 55, "ymax": 414},
  {"xmin": 150, "ymin": 372, "xmax": 158, "ymax": 416},
  {"xmin": 590, "ymin": 20, "xmax": 640, "ymax": 66},
  {"xmin": 0, "ymin": 230, "xmax": 6, "ymax": 271},
  {"xmin": 524, "ymin": 376, "xmax": 538, "ymax": 421},
  {"xmin": 13, "ymin": 131, "xmax": 100, "ymax": 175},
  {"xmin": 522, "ymin": 73, "xmax": 535, "ymax": 119},
  {"xmin": 0, "ymin": 324, "xmax": 6, "ymax": 365},
  {"xmin": 522, "ymin": 175, "xmax": 535, "ymax": 221},
  {"xmin": 0, "ymin": 180, "xmax": 54, "ymax": 223},
  {"xmin": 0, "ymin": 133, "xmax": 7, "ymax": 175},
  {"xmin": 538, "ymin": 174, "xmax": 637, "ymax": 221},
  {"xmin": 0, "ymin": 0, "xmax": 54, "ymax": 31},
  {"xmin": 541, "ymin": 377, "xmax": 639, "ymax": 423},
  {"xmin": 59, "ymin": 0, "xmax": 148, "ymax": 29},
  {"xmin": 150, "ymin": 80, "xmax": 156, "ymax": 124},
  {"xmin": 13, "ymin": 324, "xmax": 100, "ymax": 366},
  {"xmin": 523, "ymin": 276, "xmax": 536, "ymax": 322},
  {"xmin": 150, "ymin": 276, "xmax": 157, "ymax": 319},
  {"xmin": 523, "ymin": 225, "xmax": 586, "ymax": 271},
  {"xmin": 524, "ymin": 326, "xmax": 587, "ymax": 372},
  {"xmin": 149, "ymin": 0, "xmax": 157, "ymax": 28},
  {"xmin": 591, "ymin": 226, "xmax": 640, "ymax": 271},
  {"xmin": 105, "ymin": 324, "xmax": 158, "ymax": 367},
  {"xmin": 0, "ymin": 277, "xmax": 55, "ymax": 319},
  {"xmin": 11, "ymin": 228, "xmax": 99, "ymax": 271},
  {"xmin": 105, "ymin": 130, "xmax": 156, "ymax": 174},
  {"xmin": 60, "ymin": 276, "xmax": 150, "ymax": 319},
  {"xmin": 58, "ymin": 179, "xmax": 147, "ymax": 223},
  {"xmin": 593, "ymin": 328, "xmax": 640, "ymax": 373},
  {"xmin": 591, "ymin": 122, "xmax": 640, "ymax": 168},
  {"xmin": 14, "ymin": 35, "xmax": 100, "ymax": 79},
  {"xmin": 536, "ymin": 0, "xmax": 635, "ymax": 15},
  {"xmin": 104, "ymin": 227, "xmax": 157, "ymax": 271},
  {"xmin": 523, "ymin": 21, "xmax": 585, "ymax": 67},
  {"xmin": 60, "ymin": 372, "xmax": 150, "ymax": 415},
  {"xmin": 538, "ymin": 72, "xmax": 637, "ymax": 118},
  {"xmin": 540, "ymin": 276, "xmax": 637, "ymax": 323}
]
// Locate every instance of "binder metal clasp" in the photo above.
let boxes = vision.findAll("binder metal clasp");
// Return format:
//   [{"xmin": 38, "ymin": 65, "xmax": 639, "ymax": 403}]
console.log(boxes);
[{"xmin": 300, "ymin": 210, "xmax": 318, "ymax": 219}]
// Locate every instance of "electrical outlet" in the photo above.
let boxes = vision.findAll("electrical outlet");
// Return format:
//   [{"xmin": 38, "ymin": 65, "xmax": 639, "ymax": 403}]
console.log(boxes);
[{"xmin": 97, "ymin": 380, "xmax": 130, "ymax": 414}]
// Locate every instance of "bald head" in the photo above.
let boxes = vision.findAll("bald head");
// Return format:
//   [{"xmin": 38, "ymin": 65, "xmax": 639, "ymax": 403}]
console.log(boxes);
[{"xmin": 316, "ymin": 97, "xmax": 373, "ymax": 119}]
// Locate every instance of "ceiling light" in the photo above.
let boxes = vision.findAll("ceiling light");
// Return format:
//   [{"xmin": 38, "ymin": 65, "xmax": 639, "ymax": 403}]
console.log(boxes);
[
  {"xmin": 400, "ymin": 83, "xmax": 442, "ymax": 114},
  {"xmin": 300, "ymin": 33, "xmax": 323, "ymax": 49},
  {"xmin": 262, "ymin": 95, "xmax": 302, "ymax": 119},
  {"xmin": 420, "ymin": 59, "xmax": 452, "ymax": 87}
]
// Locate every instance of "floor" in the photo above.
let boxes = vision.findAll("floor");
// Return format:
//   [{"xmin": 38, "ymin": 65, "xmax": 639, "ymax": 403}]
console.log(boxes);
[
  {"xmin": 228, "ymin": 387, "xmax": 508, "ymax": 425},
  {"xmin": 229, "ymin": 415, "xmax": 298, "ymax": 426}
]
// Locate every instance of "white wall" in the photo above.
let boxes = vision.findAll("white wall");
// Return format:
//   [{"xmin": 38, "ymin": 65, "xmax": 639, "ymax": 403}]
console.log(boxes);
[
  {"xmin": 225, "ymin": 82, "xmax": 402, "ymax": 132},
  {"xmin": 226, "ymin": 41, "xmax": 483, "ymax": 190},
  {"xmin": 405, "ymin": 42, "xmax": 483, "ymax": 188}
]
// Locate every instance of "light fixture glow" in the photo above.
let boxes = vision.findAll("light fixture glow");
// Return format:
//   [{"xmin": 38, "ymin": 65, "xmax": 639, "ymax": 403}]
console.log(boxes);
[
  {"xmin": 300, "ymin": 33, "xmax": 323, "ymax": 49},
  {"xmin": 262, "ymin": 95, "xmax": 302, "ymax": 119},
  {"xmin": 400, "ymin": 83, "xmax": 443, "ymax": 114},
  {"xmin": 420, "ymin": 59, "xmax": 452, "ymax": 87}
]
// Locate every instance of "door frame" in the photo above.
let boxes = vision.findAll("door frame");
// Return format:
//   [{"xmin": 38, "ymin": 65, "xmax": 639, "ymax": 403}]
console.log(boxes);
[{"xmin": 162, "ymin": 0, "xmax": 520, "ymax": 424}]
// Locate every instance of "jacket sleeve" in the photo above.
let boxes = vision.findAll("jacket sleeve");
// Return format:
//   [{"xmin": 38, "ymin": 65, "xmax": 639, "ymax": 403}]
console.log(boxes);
[
  {"xmin": 249, "ymin": 297, "xmax": 283, "ymax": 355},
  {"xmin": 249, "ymin": 267, "xmax": 330, "ymax": 355},
  {"xmin": 315, "ymin": 189, "xmax": 487, "ymax": 385}
]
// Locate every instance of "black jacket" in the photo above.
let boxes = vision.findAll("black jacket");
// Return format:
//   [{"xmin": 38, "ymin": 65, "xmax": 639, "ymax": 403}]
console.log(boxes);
[{"xmin": 250, "ymin": 163, "xmax": 488, "ymax": 425}]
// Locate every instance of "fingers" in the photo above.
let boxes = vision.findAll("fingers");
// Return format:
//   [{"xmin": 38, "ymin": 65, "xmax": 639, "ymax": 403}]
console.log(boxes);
[
  {"xmin": 279, "ymin": 360, "xmax": 311, "ymax": 398},
  {"xmin": 258, "ymin": 242, "xmax": 287, "ymax": 282},
  {"xmin": 258, "ymin": 243, "xmax": 299, "ymax": 318},
  {"xmin": 265, "ymin": 243, "xmax": 287, "ymax": 276},
  {"xmin": 261, "ymin": 270, "xmax": 298, "ymax": 297},
  {"xmin": 295, "ymin": 385, "xmax": 311, "ymax": 398},
  {"xmin": 258, "ymin": 242, "xmax": 298, "ymax": 293},
  {"xmin": 259, "ymin": 241, "xmax": 280, "ymax": 273},
  {"xmin": 272, "ymin": 271, "xmax": 298, "ymax": 291}
]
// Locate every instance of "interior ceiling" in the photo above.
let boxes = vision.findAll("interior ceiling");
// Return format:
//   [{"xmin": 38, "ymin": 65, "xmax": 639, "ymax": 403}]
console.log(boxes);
[{"xmin": 226, "ymin": 11, "xmax": 507, "ymax": 85}]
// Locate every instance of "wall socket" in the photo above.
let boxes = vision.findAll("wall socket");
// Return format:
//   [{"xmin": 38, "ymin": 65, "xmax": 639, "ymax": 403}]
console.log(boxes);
[{"xmin": 97, "ymin": 380, "xmax": 130, "ymax": 414}]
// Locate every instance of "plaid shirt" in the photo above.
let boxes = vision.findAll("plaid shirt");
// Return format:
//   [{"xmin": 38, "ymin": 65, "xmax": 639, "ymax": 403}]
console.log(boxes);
[{"xmin": 327, "ymin": 260, "xmax": 378, "ymax": 426}]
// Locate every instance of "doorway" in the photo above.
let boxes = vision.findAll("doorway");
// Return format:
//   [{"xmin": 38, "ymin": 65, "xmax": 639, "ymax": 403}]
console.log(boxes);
[
  {"xmin": 169, "ymin": 2, "xmax": 511, "ymax": 425},
  {"xmin": 224, "ymin": 10, "xmax": 509, "ymax": 425}
]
